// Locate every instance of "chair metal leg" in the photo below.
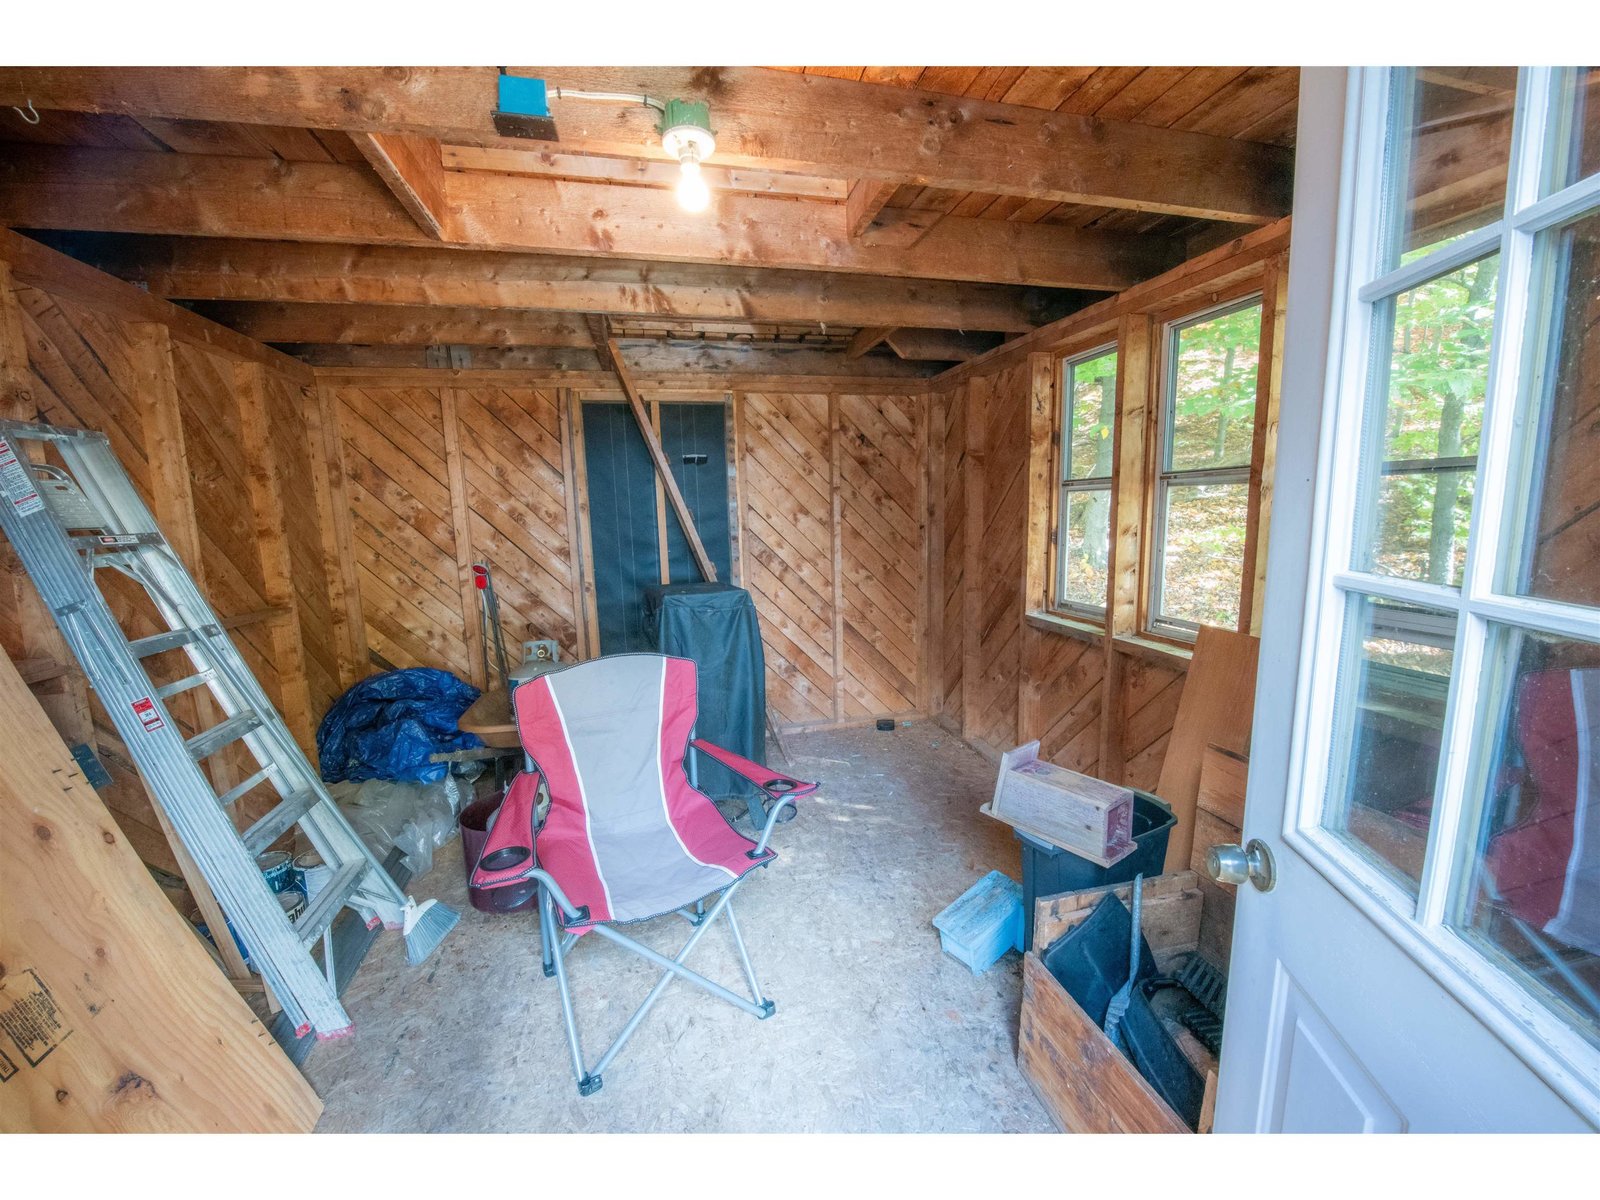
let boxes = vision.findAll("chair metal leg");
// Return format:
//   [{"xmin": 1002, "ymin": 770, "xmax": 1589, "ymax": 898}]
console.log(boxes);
[
  {"xmin": 587, "ymin": 877, "xmax": 766, "ymax": 1080},
  {"xmin": 722, "ymin": 898, "xmax": 770, "ymax": 1011},
  {"xmin": 543, "ymin": 884, "xmax": 598, "ymax": 1094},
  {"xmin": 539, "ymin": 884, "xmax": 556, "ymax": 978}
]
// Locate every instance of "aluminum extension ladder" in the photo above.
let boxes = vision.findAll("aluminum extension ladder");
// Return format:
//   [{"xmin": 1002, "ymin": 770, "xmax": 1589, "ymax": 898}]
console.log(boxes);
[{"xmin": 0, "ymin": 419, "xmax": 457, "ymax": 1039}]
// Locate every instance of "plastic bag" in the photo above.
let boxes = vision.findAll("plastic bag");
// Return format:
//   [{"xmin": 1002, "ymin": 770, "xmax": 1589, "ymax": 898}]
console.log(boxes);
[
  {"xmin": 330, "ymin": 775, "xmax": 464, "ymax": 879},
  {"xmin": 317, "ymin": 668, "xmax": 482, "ymax": 784}
]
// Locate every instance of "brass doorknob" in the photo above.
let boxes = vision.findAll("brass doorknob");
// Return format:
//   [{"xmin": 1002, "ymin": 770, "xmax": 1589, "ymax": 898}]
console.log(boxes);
[{"xmin": 1206, "ymin": 838, "xmax": 1276, "ymax": 892}]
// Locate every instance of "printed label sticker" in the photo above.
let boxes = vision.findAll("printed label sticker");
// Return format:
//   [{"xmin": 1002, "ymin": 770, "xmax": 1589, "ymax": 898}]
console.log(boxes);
[
  {"xmin": 131, "ymin": 697, "xmax": 165, "ymax": 734},
  {"xmin": 0, "ymin": 438, "xmax": 44, "ymax": 517}
]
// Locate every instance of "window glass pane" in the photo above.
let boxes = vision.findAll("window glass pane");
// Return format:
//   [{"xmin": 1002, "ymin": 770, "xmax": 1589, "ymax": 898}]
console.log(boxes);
[
  {"xmin": 1057, "ymin": 486, "xmax": 1111, "ymax": 611},
  {"xmin": 1157, "ymin": 481, "xmax": 1247, "ymax": 630},
  {"xmin": 1066, "ymin": 350, "xmax": 1117, "ymax": 481},
  {"xmin": 1359, "ymin": 255, "xmax": 1498, "ymax": 587},
  {"xmin": 1166, "ymin": 303, "xmax": 1262, "ymax": 472},
  {"xmin": 1508, "ymin": 209, "xmax": 1600, "ymax": 608},
  {"xmin": 1323, "ymin": 596, "xmax": 1456, "ymax": 894},
  {"xmin": 1450, "ymin": 626, "xmax": 1600, "ymax": 1048},
  {"xmin": 1381, "ymin": 67, "xmax": 1515, "ymax": 269},
  {"xmin": 1546, "ymin": 66, "xmax": 1600, "ymax": 196}
]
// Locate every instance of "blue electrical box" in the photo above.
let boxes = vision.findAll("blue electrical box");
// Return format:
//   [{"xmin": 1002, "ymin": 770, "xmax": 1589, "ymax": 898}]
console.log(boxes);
[{"xmin": 493, "ymin": 75, "xmax": 558, "ymax": 141}]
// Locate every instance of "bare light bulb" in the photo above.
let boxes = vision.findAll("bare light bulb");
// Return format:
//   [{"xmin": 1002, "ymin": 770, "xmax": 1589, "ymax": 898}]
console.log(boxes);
[{"xmin": 676, "ymin": 157, "xmax": 711, "ymax": 213}]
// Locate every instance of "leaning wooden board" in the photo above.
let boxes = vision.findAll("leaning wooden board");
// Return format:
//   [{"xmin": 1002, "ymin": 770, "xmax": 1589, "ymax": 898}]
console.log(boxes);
[
  {"xmin": 1156, "ymin": 627, "xmax": 1260, "ymax": 872},
  {"xmin": 0, "ymin": 651, "xmax": 322, "ymax": 1133}
]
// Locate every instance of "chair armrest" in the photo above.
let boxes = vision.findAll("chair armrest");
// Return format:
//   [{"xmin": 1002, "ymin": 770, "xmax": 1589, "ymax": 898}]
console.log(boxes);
[
  {"xmin": 690, "ymin": 738, "xmax": 819, "ymax": 800},
  {"xmin": 469, "ymin": 768, "xmax": 542, "ymax": 889}
]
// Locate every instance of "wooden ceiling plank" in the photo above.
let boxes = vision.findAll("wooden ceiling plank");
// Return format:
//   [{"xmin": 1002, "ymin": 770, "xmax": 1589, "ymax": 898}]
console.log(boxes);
[
  {"xmin": 443, "ymin": 144, "xmax": 848, "ymax": 200},
  {"xmin": 350, "ymin": 131, "xmax": 449, "ymax": 238},
  {"xmin": 1131, "ymin": 66, "xmax": 1252, "ymax": 128},
  {"xmin": 0, "ymin": 147, "xmax": 1178, "ymax": 289},
  {"xmin": 883, "ymin": 328, "xmax": 1004, "ymax": 361},
  {"xmin": 0, "ymin": 66, "xmax": 1293, "ymax": 223},
  {"xmin": 60, "ymin": 235, "xmax": 1061, "ymax": 332}
]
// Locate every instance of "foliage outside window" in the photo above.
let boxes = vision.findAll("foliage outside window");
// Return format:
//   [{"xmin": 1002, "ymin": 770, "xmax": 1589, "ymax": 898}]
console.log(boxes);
[
  {"xmin": 1149, "ymin": 298, "xmax": 1264, "ymax": 638},
  {"xmin": 1053, "ymin": 347, "xmax": 1118, "ymax": 617}
]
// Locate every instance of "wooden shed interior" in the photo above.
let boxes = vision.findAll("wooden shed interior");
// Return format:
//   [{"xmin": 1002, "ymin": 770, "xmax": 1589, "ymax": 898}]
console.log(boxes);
[{"xmin": 2, "ymin": 57, "xmax": 1597, "ymax": 1140}]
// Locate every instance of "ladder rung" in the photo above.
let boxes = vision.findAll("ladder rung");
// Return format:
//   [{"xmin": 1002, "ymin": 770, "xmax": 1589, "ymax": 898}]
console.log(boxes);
[
  {"xmin": 241, "ymin": 788, "xmax": 321, "ymax": 856},
  {"xmin": 294, "ymin": 861, "xmax": 366, "ymax": 946},
  {"xmin": 215, "ymin": 766, "xmax": 272, "ymax": 810},
  {"xmin": 155, "ymin": 669, "xmax": 215, "ymax": 700},
  {"xmin": 71, "ymin": 532, "xmax": 165, "ymax": 552},
  {"xmin": 129, "ymin": 628, "xmax": 200, "ymax": 658},
  {"xmin": 185, "ymin": 712, "xmax": 262, "ymax": 761}
]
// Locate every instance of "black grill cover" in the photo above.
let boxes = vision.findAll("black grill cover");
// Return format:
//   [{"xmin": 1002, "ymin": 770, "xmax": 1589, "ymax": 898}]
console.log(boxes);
[{"xmin": 644, "ymin": 582, "xmax": 766, "ymax": 814}]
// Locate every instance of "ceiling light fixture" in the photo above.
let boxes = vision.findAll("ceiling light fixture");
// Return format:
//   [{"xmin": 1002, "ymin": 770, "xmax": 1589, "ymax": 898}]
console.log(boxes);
[
  {"xmin": 542, "ymin": 87, "xmax": 718, "ymax": 214},
  {"xmin": 657, "ymin": 100, "xmax": 716, "ymax": 214}
]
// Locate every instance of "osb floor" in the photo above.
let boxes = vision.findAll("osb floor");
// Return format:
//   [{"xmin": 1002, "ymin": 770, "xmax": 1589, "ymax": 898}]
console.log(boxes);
[{"xmin": 305, "ymin": 722, "xmax": 1054, "ymax": 1133}]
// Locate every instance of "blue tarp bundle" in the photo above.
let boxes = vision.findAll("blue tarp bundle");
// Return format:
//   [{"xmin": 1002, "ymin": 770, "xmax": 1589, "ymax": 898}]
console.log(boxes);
[{"xmin": 317, "ymin": 668, "xmax": 483, "ymax": 784}]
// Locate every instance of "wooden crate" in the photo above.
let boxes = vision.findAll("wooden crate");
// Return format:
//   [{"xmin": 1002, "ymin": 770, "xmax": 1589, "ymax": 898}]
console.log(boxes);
[
  {"xmin": 983, "ymin": 740, "xmax": 1135, "ymax": 867},
  {"xmin": 1019, "ymin": 953, "xmax": 1190, "ymax": 1134},
  {"xmin": 1019, "ymin": 871, "xmax": 1210, "ymax": 1134}
]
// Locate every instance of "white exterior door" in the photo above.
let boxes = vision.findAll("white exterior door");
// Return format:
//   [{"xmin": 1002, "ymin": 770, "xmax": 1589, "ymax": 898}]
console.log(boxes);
[{"xmin": 1215, "ymin": 67, "xmax": 1600, "ymax": 1132}]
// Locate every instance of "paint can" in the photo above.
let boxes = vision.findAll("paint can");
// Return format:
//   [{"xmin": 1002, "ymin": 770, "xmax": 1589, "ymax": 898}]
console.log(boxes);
[
  {"xmin": 256, "ymin": 849, "xmax": 294, "ymax": 893},
  {"xmin": 278, "ymin": 889, "xmax": 307, "ymax": 923},
  {"xmin": 294, "ymin": 851, "xmax": 331, "ymax": 904}
]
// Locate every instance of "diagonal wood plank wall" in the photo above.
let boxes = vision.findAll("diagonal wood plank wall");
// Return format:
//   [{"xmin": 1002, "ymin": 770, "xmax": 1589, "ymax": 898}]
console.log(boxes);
[{"xmin": 1, "ymin": 241, "xmax": 343, "ymax": 875}]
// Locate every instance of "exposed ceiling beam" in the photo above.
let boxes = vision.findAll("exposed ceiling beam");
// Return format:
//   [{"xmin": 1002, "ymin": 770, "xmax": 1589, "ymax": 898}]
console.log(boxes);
[
  {"xmin": 0, "ymin": 147, "xmax": 1177, "ymax": 289},
  {"xmin": 285, "ymin": 340, "xmax": 941, "ymax": 378},
  {"xmin": 190, "ymin": 301, "xmax": 594, "ymax": 347},
  {"xmin": 442, "ymin": 145, "xmax": 847, "ymax": 201},
  {"xmin": 38, "ymin": 235, "xmax": 1076, "ymax": 332},
  {"xmin": 0, "ymin": 66, "xmax": 1293, "ymax": 223},
  {"xmin": 350, "ymin": 132, "xmax": 449, "ymax": 238},
  {"xmin": 883, "ymin": 328, "xmax": 1004, "ymax": 361}
]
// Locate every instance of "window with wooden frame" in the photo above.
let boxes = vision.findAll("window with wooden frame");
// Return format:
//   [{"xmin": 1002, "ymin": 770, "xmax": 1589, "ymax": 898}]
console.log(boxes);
[
  {"xmin": 1147, "ymin": 295, "xmax": 1266, "ymax": 641},
  {"xmin": 1051, "ymin": 344, "xmax": 1118, "ymax": 618}
]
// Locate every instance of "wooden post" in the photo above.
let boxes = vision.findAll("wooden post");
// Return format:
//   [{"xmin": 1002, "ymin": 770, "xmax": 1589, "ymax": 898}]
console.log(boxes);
[
  {"xmin": 1019, "ymin": 353, "xmax": 1057, "ymax": 743},
  {"xmin": 232, "ymin": 361, "xmax": 316, "ymax": 755},
  {"xmin": 960, "ymin": 379, "xmax": 986, "ymax": 746},
  {"xmin": 921, "ymin": 388, "xmax": 942, "ymax": 717},
  {"xmin": 1099, "ymin": 313, "xmax": 1155, "ymax": 783},
  {"xmin": 828, "ymin": 393, "xmax": 845, "ymax": 724},
  {"xmin": 565, "ymin": 389, "xmax": 601, "ymax": 659},
  {"xmin": 554, "ymin": 387, "xmax": 591, "ymax": 660},
  {"xmin": 439, "ymin": 386, "xmax": 487, "ymax": 688},
  {"xmin": 1243, "ymin": 255, "xmax": 1289, "ymax": 636},
  {"xmin": 304, "ymin": 382, "xmax": 366, "ymax": 688}
]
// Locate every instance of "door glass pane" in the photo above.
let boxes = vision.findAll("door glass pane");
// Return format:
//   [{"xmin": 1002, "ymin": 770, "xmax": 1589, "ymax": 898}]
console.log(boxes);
[
  {"xmin": 1324, "ymin": 596, "xmax": 1456, "ymax": 893},
  {"xmin": 1358, "ymin": 255, "xmax": 1498, "ymax": 587},
  {"xmin": 1066, "ymin": 350, "xmax": 1117, "ymax": 481},
  {"xmin": 1157, "ymin": 481, "xmax": 1248, "ymax": 629},
  {"xmin": 1546, "ymin": 66, "xmax": 1600, "ymax": 196},
  {"xmin": 1507, "ymin": 209, "xmax": 1600, "ymax": 608},
  {"xmin": 1166, "ymin": 302, "xmax": 1262, "ymax": 472},
  {"xmin": 1381, "ymin": 67, "xmax": 1516, "ymax": 269},
  {"xmin": 1450, "ymin": 626, "xmax": 1600, "ymax": 1047},
  {"xmin": 1057, "ymin": 486, "xmax": 1111, "ymax": 611}
]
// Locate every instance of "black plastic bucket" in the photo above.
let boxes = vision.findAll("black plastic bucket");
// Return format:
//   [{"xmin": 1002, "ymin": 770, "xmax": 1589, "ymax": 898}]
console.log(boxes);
[{"xmin": 459, "ymin": 797, "xmax": 536, "ymax": 914}]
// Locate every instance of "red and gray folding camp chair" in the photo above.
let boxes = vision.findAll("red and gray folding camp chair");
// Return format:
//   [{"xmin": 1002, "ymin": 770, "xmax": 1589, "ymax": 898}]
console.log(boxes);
[{"xmin": 469, "ymin": 653, "xmax": 818, "ymax": 1095}]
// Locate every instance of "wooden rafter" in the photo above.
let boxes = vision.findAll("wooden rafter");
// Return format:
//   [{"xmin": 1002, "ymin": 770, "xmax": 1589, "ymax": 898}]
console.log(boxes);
[
  {"xmin": 0, "ymin": 66, "xmax": 1293, "ymax": 223},
  {"xmin": 0, "ymin": 147, "xmax": 1178, "ymax": 290},
  {"xmin": 56, "ymin": 236, "xmax": 1065, "ymax": 333},
  {"xmin": 196, "ymin": 302, "xmax": 593, "ymax": 347},
  {"xmin": 350, "ymin": 131, "xmax": 449, "ymax": 238}
]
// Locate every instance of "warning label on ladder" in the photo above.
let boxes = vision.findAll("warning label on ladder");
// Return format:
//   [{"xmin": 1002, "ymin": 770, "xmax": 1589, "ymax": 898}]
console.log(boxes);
[
  {"xmin": 131, "ymin": 697, "xmax": 166, "ymax": 733},
  {"xmin": 0, "ymin": 438, "xmax": 44, "ymax": 517}
]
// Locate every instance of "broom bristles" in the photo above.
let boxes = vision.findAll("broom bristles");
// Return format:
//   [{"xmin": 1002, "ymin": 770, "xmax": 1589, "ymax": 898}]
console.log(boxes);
[{"xmin": 402, "ymin": 898, "xmax": 460, "ymax": 966}]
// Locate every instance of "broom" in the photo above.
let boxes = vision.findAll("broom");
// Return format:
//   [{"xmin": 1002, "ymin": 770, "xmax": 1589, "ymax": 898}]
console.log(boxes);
[{"xmin": 401, "ymin": 896, "xmax": 461, "ymax": 965}]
